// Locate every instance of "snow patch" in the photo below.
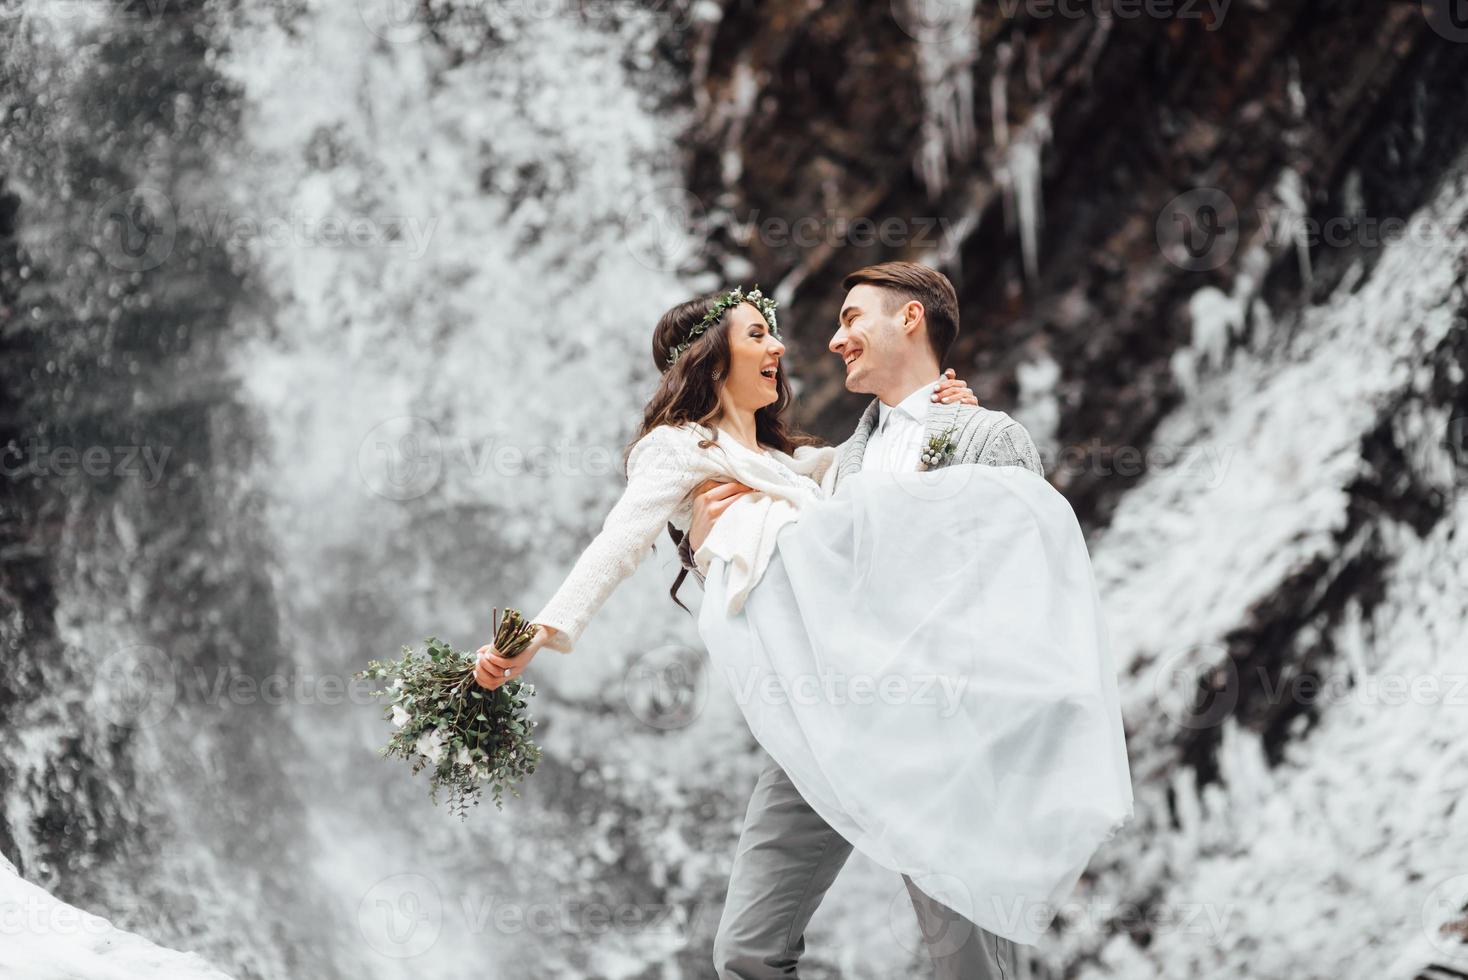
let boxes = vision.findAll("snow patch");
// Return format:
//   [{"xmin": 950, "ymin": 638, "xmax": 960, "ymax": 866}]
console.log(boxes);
[
  {"xmin": 0, "ymin": 867, "xmax": 235, "ymax": 980},
  {"xmin": 1062, "ymin": 145, "xmax": 1468, "ymax": 979},
  {"xmin": 1016, "ymin": 348, "xmax": 1062, "ymax": 450}
]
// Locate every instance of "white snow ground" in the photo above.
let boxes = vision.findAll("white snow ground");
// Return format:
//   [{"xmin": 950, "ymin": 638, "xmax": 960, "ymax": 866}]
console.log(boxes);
[{"xmin": 0, "ymin": 853, "xmax": 235, "ymax": 980}]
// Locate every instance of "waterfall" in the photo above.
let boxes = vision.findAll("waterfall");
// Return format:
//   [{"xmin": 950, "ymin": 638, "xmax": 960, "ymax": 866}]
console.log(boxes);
[
  {"xmin": 211, "ymin": 2, "xmax": 759, "ymax": 978},
  {"xmin": 3, "ymin": 0, "xmax": 758, "ymax": 977}
]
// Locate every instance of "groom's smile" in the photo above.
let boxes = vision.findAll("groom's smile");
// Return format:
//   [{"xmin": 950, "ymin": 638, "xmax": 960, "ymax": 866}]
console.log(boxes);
[
  {"xmin": 835, "ymin": 335, "xmax": 871, "ymax": 391},
  {"xmin": 831, "ymin": 293, "xmax": 880, "ymax": 393}
]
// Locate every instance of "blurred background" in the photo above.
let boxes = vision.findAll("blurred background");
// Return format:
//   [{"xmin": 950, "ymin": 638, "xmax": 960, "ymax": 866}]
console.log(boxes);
[{"xmin": 3, "ymin": 0, "xmax": 1468, "ymax": 977}]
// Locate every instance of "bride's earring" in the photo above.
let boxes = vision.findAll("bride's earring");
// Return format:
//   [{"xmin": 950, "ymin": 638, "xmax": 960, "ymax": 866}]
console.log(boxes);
[{"xmin": 712, "ymin": 369, "xmax": 724, "ymax": 381}]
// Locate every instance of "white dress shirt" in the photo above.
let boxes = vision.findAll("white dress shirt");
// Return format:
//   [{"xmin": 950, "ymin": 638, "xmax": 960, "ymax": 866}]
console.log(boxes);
[{"xmin": 861, "ymin": 378, "xmax": 940, "ymax": 473}]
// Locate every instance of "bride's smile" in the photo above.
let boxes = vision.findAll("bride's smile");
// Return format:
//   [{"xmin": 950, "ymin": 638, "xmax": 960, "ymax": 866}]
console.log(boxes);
[{"xmin": 720, "ymin": 302, "xmax": 786, "ymax": 410}]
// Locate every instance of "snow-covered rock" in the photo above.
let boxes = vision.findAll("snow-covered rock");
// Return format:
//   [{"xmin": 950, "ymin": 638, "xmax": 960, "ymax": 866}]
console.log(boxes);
[{"xmin": 0, "ymin": 861, "xmax": 235, "ymax": 980}]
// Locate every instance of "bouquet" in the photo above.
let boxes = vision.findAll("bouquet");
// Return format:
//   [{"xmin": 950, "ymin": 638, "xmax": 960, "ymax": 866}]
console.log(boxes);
[{"xmin": 357, "ymin": 609, "xmax": 543, "ymax": 817}]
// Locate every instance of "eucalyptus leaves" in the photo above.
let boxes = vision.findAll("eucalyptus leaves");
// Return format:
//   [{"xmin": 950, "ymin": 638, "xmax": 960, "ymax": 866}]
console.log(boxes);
[{"xmin": 357, "ymin": 611, "xmax": 542, "ymax": 818}]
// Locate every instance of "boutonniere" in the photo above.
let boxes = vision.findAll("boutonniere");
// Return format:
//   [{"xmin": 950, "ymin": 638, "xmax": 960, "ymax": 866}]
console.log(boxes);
[{"xmin": 920, "ymin": 425, "xmax": 959, "ymax": 469}]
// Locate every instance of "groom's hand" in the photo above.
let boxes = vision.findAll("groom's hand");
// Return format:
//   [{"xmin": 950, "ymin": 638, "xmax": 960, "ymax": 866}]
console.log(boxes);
[{"xmin": 688, "ymin": 479, "xmax": 754, "ymax": 552}]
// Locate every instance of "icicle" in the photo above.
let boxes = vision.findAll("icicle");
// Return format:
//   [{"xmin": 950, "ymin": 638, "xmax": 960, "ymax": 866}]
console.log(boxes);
[
  {"xmin": 990, "ymin": 42, "xmax": 1012, "ymax": 153},
  {"xmin": 1184, "ymin": 238, "xmax": 1266, "ymax": 382},
  {"xmin": 1341, "ymin": 168, "xmax": 1364, "ymax": 220},
  {"xmin": 1171, "ymin": 765, "xmax": 1202, "ymax": 844},
  {"xmin": 687, "ymin": 0, "xmax": 727, "ymax": 117},
  {"xmin": 917, "ymin": 119, "xmax": 949, "ymax": 202},
  {"xmin": 991, "ymin": 43, "xmax": 1014, "ymax": 232},
  {"xmin": 1219, "ymin": 720, "xmax": 1272, "ymax": 821},
  {"xmin": 1188, "ymin": 286, "xmax": 1245, "ymax": 373},
  {"xmin": 1249, "ymin": 296, "xmax": 1275, "ymax": 354},
  {"xmin": 1277, "ymin": 167, "xmax": 1313, "ymax": 290},
  {"xmin": 1279, "ymin": 57, "xmax": 1313, "ymax": 290},
  {"xmin": 907, "ymin": 0, "xmax": 979, "ymax": 200},
  {"xmin": 994, "ymin": 39, "xmax": 1054, "ymax": 285},
  {"xmin": 1078, "ymin": 16, "xmax": 1112, "ymax": 80},
  {"xmin": 718, "ymin": 58, "xmax": 759, "ymax": 188},
  {"xmin": 1286, "ymin": 55, "xmax": 1307, "ymax": 119},
  {"xmin": 1170, "ymin": 346, "xmax": 1200, "ymax": 400},
  {"xmin": 1007, "ymin": 105, "xmax": 1051, "ymax": 286},
  {"xmin": 950, "ymin": 50, "xmax": 978, "ymax": 160}
]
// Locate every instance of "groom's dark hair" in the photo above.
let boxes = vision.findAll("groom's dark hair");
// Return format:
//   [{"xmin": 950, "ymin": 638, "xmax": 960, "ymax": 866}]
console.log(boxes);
[{"xmin": 842, "ymin": 261, "xmax": 960, "ymax": 362}]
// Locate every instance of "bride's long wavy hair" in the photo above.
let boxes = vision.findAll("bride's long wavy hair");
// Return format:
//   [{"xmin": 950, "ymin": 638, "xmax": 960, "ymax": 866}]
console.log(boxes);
[{"xmin": 632, "ymin": 291, "xmax": 819, "ymax": 610}]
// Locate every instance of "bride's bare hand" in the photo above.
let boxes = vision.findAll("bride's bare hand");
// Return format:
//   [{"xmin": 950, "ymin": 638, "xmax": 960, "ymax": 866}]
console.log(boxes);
[
  {"xmin": 933, "ymin": 368, "xmax": 981, "ymax": 406},
  {"xmin": 474, "ymin": 625, "xmax": 554, "ymax": 689},
  {"xmin": 688, "ymin": 479, "xmax": 755, "ymax": 552}
]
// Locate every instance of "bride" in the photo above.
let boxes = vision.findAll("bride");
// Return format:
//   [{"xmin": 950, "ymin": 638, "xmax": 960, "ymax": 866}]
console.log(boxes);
[{"xmin": 474, "ymin": 285, "xmax": 1133, "ymax": 945}]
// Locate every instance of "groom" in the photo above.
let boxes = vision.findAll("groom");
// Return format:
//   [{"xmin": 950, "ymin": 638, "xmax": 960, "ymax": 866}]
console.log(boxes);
[{"xmin": 680, "ymin": 261, "xmax": 1043, "ymax": 979}]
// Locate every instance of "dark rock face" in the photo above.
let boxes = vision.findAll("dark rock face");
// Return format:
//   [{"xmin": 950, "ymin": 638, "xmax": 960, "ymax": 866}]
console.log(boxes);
[
  {"xmin": 687, "ymin": 4, "xmax": 1468, "ymax": 527},
  {"xmin": 680, "ymin": 4, "xmax": 1468, "ymax": 973}
]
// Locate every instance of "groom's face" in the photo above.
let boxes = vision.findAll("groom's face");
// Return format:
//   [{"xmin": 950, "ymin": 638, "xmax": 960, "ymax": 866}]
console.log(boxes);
[{"xmin": 830, "ymin": 284, "xmax": 906, "ymax": 395}]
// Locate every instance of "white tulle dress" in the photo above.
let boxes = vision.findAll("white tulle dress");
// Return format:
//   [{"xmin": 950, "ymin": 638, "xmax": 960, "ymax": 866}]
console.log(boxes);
[{"xmin": 695, "ymin": 444, "xmax": 1134, "ymax": 946}]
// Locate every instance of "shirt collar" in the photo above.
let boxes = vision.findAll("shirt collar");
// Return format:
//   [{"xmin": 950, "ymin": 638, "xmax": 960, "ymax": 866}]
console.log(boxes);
[{"xmin": 877, "ymin": 378, "xmax": 939, "ymax": 431}]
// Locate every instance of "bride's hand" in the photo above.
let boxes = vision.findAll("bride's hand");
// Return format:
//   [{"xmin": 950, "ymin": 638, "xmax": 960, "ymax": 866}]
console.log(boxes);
[
  {"xmin": 688, "ymin": 479, "xmax": 755, "ymax": 552},
  {"xmin": 933, "ymin": 368, "xmax": 981, "ymax": 405},
  {"xmin": 473, "ymin": 625, "xmax": 555, "ymax": 690}
]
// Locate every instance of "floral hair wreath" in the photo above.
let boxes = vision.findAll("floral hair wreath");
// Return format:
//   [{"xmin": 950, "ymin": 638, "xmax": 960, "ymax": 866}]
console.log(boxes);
[{"xmin": 666, "ymin": 285, "xmax": 781, "ymax": 368}]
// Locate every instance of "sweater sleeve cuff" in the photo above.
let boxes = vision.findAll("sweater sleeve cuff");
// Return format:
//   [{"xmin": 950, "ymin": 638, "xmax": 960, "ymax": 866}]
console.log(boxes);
[{"xmin": 533, "ymin": 619, "xmax": 576, "ymax": 654}]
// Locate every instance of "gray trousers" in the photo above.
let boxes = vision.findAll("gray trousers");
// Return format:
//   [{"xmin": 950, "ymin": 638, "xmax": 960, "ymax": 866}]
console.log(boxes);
[{"xmin": 713, "ymin": 755, "xmax": 1018, "ymax": 979}]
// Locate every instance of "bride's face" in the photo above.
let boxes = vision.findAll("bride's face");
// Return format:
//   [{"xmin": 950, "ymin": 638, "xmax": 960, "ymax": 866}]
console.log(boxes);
[{"xmin": 720, "ymin": 302, "xmax": 785, "ymax": 412}]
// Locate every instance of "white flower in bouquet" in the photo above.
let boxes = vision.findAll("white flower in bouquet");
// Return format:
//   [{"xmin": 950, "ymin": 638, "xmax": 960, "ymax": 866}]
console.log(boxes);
[
  {"xmin": 416, "ymin": 729, "xmax": 446, "ymax": 765},
  {"xmin": 356, "ymin": 616, "xmax": 543, "ymax": 818}
]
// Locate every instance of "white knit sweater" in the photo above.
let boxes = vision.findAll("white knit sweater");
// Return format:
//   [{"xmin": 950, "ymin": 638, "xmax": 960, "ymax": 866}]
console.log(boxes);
[{"xmin": 532, "ymin": 424, "xmax": 837, "ymax": 653}]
